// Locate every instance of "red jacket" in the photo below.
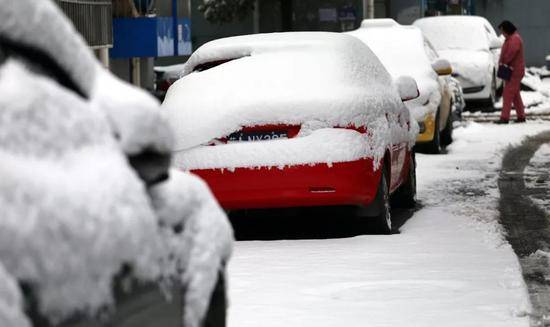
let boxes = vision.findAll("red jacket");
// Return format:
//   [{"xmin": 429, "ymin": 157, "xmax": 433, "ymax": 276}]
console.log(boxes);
[{"xmin": 499, "ymin": 32, "xmax": 525, "ymax": 79}]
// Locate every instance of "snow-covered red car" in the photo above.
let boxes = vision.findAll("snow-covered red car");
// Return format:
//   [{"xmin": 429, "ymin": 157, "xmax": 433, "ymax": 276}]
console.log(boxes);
[
  {"xmin": 163, "ymin": 32, "xmax": 419, "ymax": 233},
  {"xmin": 414, "ymin": 16, "xmax": 504, "ymax": 107},
  {"xmin": 347, "ymin": 19, "xmax": 456, "ymax": 154}
]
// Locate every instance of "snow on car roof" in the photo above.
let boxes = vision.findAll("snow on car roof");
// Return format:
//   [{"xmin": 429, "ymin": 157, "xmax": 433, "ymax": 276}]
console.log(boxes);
[
  {"xmin": 346, "ymin": 20, "xmax": 435, "ymax": 86},
  {"xmin": 346, "ymin": 20, "xmax": 439, "ymax": 120},
  {"xmin": 413, "ymin": 16, "xmax": 494, "ymax": 51},
  {"xmin": 163, "ymin": 32, "xmax": 405, "ymax": 158}
]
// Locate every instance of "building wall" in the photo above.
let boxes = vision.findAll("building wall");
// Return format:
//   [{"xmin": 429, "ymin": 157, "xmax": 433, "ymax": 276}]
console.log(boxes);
[
  {"xmin": 190, "ymin": 0, "xmax": 254, "ymax": 50},
  {"xmin": 390, "ymin": 0, "xmax": 474, "ymax": 25},
  {"xmin": 477, "ymin": 0, "xmax": 550, "ymax": 66},
  {"xmin": 390, "ymin": 0, "xmax": 422, "ymax": 24},
  {"xmin": 55, "ymin": 0, "xmax": 113, "ymax": 48}
]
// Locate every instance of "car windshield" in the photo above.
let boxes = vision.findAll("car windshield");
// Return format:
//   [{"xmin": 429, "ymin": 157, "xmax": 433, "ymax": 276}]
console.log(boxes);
[{"xmin": 415, "ymin": 19, "xmax": 489, "ymax": 51}]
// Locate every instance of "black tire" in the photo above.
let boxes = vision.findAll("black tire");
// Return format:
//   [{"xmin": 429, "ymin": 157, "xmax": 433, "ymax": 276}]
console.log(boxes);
[
  {"xmin": 371, "ymin": 168, "xmax": 392, "ymax": 234},
  {"xmin": 440, "ymin": 106, "xmax": 453, "ymax": 147},
  {"xmin": 391, "ymin": 151, "xmax": 417, "ymax": 209}
]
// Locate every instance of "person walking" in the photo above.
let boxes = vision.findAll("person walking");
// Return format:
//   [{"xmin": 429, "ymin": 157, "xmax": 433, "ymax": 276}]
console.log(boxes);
[{"xmin": 495, "ymin": 20, "xmax": 526, "ymax": 124}]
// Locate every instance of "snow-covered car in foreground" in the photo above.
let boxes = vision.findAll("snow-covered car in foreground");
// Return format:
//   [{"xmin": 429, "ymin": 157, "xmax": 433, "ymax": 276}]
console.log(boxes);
[
  {"xmin": 414, "ymin": 16, "xmax": 503, "ymax": 107},
  {"xmin": 163, "ymin": 32, "xmax": 419, "ymax": 233},
  {"xmin": 0, "ymin": 1, "xmax": 232, "ymax": 326},
  {"xmin": 347, "ymin": 19, "xmax": 456, "ymax": 153}
]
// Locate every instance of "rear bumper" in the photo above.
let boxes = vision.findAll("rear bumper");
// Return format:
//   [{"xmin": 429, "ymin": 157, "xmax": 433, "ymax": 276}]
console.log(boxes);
[{"xmin": 192, "ymin": 159, "xmax": 382, "ymax": 210}]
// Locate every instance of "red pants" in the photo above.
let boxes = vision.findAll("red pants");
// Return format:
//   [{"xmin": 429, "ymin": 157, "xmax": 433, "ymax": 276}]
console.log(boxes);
[{"xmin": 500, "ymin": 77, "xmax": 525, "ymax": 121}]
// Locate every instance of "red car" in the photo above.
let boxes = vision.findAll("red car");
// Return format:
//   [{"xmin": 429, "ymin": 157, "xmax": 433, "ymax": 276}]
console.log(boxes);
[{"xmin": 163, "ymin": 32, "xmax": 419, "ymax": 233}]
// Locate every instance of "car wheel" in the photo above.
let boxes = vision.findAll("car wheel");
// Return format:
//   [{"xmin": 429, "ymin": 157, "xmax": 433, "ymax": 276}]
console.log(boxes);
[
  {"xmin": 391, "ymin": 151, "xmax": 417, "ymax": 209},
  {"xmin": 485, "ymin": 76, "xmax": 497, "ymax": 110},
  {"xmin": 440, "ymin": 104, "xmax": 453, "ymax": 147},
  {"xmin": 371, "ymin": 167, "xmax": 392, "ymax": 234}
]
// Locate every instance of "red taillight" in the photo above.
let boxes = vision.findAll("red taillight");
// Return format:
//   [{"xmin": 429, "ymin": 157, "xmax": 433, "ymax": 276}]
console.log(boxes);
[
  {"xmin": 206, "ymin": 124, "xmax": 366, "ymax": 146},
  {"xmin": 240, "ymin": 125, "xmax": 301, "ymax": 138},
  {"xmin": 209, "ymin": 124, "xmax": 301, "ymax": 145},
  {"xmin": 338, "ymin": 125, "xmax": 368, "ymax": 134}
]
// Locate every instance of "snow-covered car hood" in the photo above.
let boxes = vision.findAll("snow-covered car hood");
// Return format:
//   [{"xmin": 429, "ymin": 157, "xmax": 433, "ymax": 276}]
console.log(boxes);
[
  {"xmin": 163, "ymin": 32, "xmax": 417, "ymax": 167},
  {"xmin": 438, "ymin": 50, "xmax": 493, "ymax": 87}
]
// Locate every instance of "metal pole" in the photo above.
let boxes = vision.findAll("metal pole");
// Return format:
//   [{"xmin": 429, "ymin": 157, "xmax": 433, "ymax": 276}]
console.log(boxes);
[
  {"xmin": 131, "ymin": 57, "xmax": 141, "ymax": 87},
  {"xmin": 172, "ymin": 0, "xmax": 178, "ymax": 56},
  {"xmin": 363, "ymin": 0, "xmax": 374, "ymax": 19},
  {"xmin": 368, "ymin": 0, "xmax": 374, "ymax": 18},
  {"xmin": 97, "ymin": 47, "xmax": 110, "ymax": 69}
]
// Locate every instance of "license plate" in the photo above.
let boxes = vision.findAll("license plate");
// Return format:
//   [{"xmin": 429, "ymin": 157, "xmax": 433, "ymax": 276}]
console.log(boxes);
[{"xmin": 227, "ymin": 131, "xmax": 288, "ymax": 142}]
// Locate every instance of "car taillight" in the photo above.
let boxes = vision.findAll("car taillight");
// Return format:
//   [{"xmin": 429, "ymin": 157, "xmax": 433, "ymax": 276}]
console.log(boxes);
[
  {"xmin": 240, "ymin": 124, "xmax": 301, "ymax": 138},
  {"xmin": 339, "ymin": 125, "xmax": 368, "ymax": 134},
  {"xmin": 208, "ymin": 124, "xmax": 301, "ymax": 145}
]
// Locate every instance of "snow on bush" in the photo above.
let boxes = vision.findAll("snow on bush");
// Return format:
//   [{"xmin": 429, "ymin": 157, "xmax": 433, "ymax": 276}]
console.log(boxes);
[
  {"xmin": 0, "ymin": 60, "xmax": 232, "ymax": 327},
  {"xmin": 149, "ymin": 170, "xmax": 233, "ymax": 327},
  {"xmin": 0, "ymin": 1, "xmax": 234, "ymax": 326},
  {"xmin": 92, "ymin": 67, "xmax": 175, "ymax": 156},
  {"xmin": 0, "ymin": 60, "xmax": 162, "ymax": 323},
  {"xmin": 163, "ymin": 32, "xmax": 417, "ymax": 170},
  {"xmin": 0, "ymin": 262, "xmax": 30, "ymax": 327},
  {"xmin": 346, "ymin": 20, "xmax": 440, "ymax": 121},
  {"xmin": 0, "ymin": 0, "xmax": 97, "ymax": 97}
]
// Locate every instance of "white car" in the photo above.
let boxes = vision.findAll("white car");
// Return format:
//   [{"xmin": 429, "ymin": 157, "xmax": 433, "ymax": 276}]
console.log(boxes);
[
  {"xmin": 414, "ymin": 16, "xmax": 504, "ymax": 107},
  {"xmin": 347, "ymin": 19, "xmax": 455, "ymax": 153}
]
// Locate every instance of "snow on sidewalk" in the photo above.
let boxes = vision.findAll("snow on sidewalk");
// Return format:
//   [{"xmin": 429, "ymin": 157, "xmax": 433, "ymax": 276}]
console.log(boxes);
[{"xmin": 227, "ymin": 121, "xmax": 550, "ymax": 327}]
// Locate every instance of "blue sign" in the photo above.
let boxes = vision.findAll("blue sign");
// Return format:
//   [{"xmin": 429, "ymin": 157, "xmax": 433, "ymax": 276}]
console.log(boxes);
[{"xmin": 111, "ymin": 17, "xmax": 192, "ymax": 58}]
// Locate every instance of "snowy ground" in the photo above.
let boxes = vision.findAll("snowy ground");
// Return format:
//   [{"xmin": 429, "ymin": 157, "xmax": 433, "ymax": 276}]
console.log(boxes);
[
  {"xmin": 524, "ymin": 143, "xmax": 550, "ymax": 214},
  {"xmin": 226, "ymin": 120, "xmax": 550, "ymax": 326}
]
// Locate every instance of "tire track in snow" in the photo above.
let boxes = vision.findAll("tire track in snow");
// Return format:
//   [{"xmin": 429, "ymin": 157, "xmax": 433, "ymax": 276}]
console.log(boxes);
[{"xmin": 498, "ymin": 130, "xmax": 550, "ymax": 325}]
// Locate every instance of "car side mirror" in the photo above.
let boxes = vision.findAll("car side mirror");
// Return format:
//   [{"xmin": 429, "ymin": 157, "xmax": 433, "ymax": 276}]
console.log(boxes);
[
  {"xmin": 489, "ymin": 37, "xmax": 503, "ymax": 50},
  {"xmin": 396, "ymin": 76, "xmax": 420, "ymax": 101},
  {"xmin": 432, "ymin": 58, "xmax": 453, "ymax": 76}
]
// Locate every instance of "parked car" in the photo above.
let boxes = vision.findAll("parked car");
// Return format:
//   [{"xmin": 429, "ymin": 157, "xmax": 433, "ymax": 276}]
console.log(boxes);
[
  {"xmin": 414, "ymin": 15, "xmax": 504, "ymax": 108},
  {"xmin": 162, "ymin": 32, "xmax": 419, "ymax": 234},
  {"xmin": 347, "ymin": 19, "xmax": 456, "ymax": 153},
  {"xmin": 0, "ymin": 1, "xmax": 232, "ymax": 326}
]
